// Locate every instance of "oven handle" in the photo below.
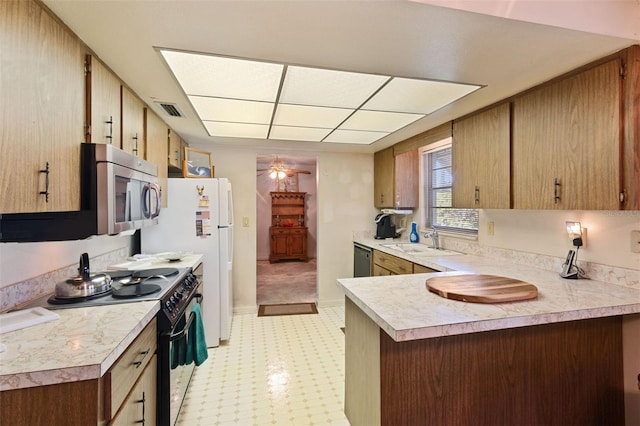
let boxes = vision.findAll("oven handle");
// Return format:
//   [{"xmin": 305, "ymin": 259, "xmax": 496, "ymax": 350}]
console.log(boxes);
[{"xmin": 165, "ymin": 293, "xmax": 203, "ymax": 342}]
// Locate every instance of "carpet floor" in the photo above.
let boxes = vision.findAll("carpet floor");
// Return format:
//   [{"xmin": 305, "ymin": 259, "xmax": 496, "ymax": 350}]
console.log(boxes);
[{"xmin": 256, "ymin": 259, "xmax": 317, "ymax": 305}]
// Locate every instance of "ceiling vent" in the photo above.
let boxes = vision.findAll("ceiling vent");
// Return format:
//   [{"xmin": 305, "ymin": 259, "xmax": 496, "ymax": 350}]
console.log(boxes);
[{"xmin": 156, "ymin": 102, "xmax": 185, "ymax": 118}]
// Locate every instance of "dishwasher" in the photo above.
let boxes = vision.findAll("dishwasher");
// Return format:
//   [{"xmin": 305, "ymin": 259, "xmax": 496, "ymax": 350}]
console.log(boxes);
[{"xmin": 353, "ymin": 243, "xmax": 372, "ymax": 277}]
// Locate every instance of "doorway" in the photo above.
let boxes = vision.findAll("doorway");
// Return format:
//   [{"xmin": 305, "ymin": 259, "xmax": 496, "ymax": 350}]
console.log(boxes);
[{"xmin": 256, "ymin": 155, "xmax": 318, "ymax": 306}]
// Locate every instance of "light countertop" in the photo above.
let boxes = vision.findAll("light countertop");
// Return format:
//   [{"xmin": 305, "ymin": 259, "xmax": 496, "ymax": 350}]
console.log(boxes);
[
  {"xmin": 341, "ymin": 238, "xmax": 640, "ymax": 342},
  {"xmin": 0, "ymin": 253, "xmax": 203, "ymax": 392},
  {"xmin": 0, "ymin": 301, "xmax": 158, "ymax": 391}
]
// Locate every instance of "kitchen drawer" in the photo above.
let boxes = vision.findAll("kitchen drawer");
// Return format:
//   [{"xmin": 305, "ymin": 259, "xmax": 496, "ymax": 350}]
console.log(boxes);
[
  {"xmin": 111, "ymin": 355, "xmax": 157, "ymax": 426},
  {"xmin": 413, "ymin": 264, "xmax": 438, "ymax": 274},
  {"xmin": 104, "ymin": 318, "xmax": 156, "ymax": 421},
  {"xmin": 373, "ymin": 250, "xmax": 412, "ymax": 275},
  {"xmin": 290, "ymin": 227, "xmax": 306, "ymax": 235},
  {"xmin": 373, "ymin": 263, "xmax": 393, "ymax": 276}
]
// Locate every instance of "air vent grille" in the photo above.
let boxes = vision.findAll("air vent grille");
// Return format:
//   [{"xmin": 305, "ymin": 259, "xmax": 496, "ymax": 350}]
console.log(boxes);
[{"xmin": 156, "ymin": 102, "xmax": 184, "ymax": 117}]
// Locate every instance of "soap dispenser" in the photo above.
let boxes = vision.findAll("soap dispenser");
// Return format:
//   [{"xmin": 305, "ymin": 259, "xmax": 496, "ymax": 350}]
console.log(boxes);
[{"xmin": 409, "ymin": 222, "xmax": 419, "ymax": 243}]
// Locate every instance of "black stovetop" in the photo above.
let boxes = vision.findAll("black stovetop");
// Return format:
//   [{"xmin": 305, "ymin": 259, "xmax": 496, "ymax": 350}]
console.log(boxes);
[{"xmin": 20, "ymin": 267, "xmax": 190, "ymax": 311}]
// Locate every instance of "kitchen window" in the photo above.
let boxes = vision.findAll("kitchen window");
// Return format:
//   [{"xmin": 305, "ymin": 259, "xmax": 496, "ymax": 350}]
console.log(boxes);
[{"xmin": 419, "ymin": 138, "xmax": 478, "ymax": 234}]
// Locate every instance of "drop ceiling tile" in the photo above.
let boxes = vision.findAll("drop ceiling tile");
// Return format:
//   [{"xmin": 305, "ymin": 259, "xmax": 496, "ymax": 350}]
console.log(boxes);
[
  {"xmin": 340, "ymin": 110, "xmax": 424, "ymax": 132},
  {"xmin": 203, "ymin": 121, "xmax": 269, "ymax": 139},
  {"xmin": 161, "ymin": 50, "xmax": 283, "ymax": 101},
  {"xmin": 363, "ymin": 77, "xmax": 481, "ymax": 114},
  {"xmin": 273, "ymin": 104, "xmax": 353, "ymax": 128},
  {"xmin": 269, "ymin": 126, "xmax": 332, "ymax": 142},
  {"xmin": 279, "ymin": 66, "xmax": 390, "ymax": 108},
  {"xmin": 323, "ymin": 129, "xmax": 389, "ymax": 144},
  {"xmin": 190, "ymin": 96, "xmax": 274, "ymax": 124}
]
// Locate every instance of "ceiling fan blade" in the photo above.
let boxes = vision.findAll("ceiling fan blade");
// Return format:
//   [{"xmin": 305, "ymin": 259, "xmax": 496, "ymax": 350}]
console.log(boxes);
[{"xmin": 286, "ymin": 169, "xmax": 311, "ymax": 174}]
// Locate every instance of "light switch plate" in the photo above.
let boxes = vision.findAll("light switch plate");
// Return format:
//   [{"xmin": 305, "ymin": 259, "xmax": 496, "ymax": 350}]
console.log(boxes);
[{"xmin": 631, "ymin": 230, "xmax": 640, "ymax": 253}]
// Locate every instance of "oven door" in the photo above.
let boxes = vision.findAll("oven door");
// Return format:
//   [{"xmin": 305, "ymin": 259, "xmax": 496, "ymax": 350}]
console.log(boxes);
[{"xmin": 159, "ymin": 290, "xmax": 203, "ymax": 426}]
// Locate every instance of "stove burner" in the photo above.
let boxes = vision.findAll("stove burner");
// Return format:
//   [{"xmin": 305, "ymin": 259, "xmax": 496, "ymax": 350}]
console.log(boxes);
[
  {"xmin": 133, "ymin": 268, "xmax": 179, "ymax": 278},
  {"xmin": 112, "ymin": 284, "xmax": 162, "ymax": 299},
  {"xmin": 47, "ymin": 289, "xmax": 113, "ymax": 305}
]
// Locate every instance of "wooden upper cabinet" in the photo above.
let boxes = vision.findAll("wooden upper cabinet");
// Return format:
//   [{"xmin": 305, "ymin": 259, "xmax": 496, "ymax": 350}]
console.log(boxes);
[
  {"xmin": 374, "ymin": 147, "xmax": 417, "ymax": 209},
  {"xmin": 452, "ymin": 103, "xmax": 511, "ymax": 209},
  {"xmin": 512, "ymin": 59, "xmax": 621, "ymax": 210},
  {"xmin": 621, "ymin": 45, "xmax": 640, "ymax": 210},
  {"xmin": 121, "ymin": 86, "xmax": 145, "ymax": 157},
  {"xmin": 85, "ymin": 55, "xmax": 121, "ymax": 146},
  {"xmin": 374, "ymin": 147, "xmax": 394, "ymax": 208},
  {"xmin": 168, "ymin": 128, "xmax": 186, "ymax": 171},
  {"xmin": 394, "ymin": 150, "xmax": 418, "ymax": 209},
  {"xmin": 145, "ymin": 108, "xmax": 169, "ymax": 207},
  {"xmin": 0, "ymin": 0, "xmax": 83, "ymax": 213}
]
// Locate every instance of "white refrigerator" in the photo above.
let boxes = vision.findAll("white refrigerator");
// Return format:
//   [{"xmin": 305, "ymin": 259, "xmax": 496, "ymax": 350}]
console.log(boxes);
[{"xmin": 141, "ymin": 178, "xmax": 234, "ymax": 347}]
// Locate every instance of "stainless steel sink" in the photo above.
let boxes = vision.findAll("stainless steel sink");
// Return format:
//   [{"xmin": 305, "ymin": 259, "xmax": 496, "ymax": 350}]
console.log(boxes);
[{"xmin": 380, "ymin": 243, "xmax": 459, "ymax": 256}]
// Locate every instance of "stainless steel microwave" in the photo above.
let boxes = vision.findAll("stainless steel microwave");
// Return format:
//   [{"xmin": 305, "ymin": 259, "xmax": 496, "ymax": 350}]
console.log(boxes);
[
  {"xmin": 92, "ymin": 144, "xmax": 160, "ymax": 235},
  {"xmin": 0, "ymin": 144, "xmax": 160, "ymax": 242}
]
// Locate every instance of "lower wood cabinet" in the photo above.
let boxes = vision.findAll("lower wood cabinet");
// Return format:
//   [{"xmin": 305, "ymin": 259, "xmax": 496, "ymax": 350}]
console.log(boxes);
[
  {"xmin": 372, "ymin": 251, "xmax": 413, "ymax": 275},
  {"xmin": 0, "ymin": 318, "xmax": 157, "ymax": 425},
  {"xmin": 413, "ymin": 264, "xmax": 438, "ymax": 274},
  {"xmin": 269, "ymin": 227, "xmax": 308, "ymax": 262},
  {"xmin": 104, "ymin": 318, "xmax": 157, "ymax": 421},
  {"xmin": 373, "ymin": 250, "xmax": 439, "ymax": 276},
  {"xmin": 111, "ymin": 356, "xmax": 157, "ymax": 426}
]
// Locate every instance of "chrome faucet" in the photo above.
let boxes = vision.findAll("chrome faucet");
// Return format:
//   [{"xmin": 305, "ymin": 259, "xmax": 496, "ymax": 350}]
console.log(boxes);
[{"xmin": 424, "ymin": 229, "xmax": 440, "ymax": 249}]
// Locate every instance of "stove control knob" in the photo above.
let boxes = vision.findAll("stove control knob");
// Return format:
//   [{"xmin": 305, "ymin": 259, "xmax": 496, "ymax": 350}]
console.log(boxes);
[{"xmin": 165, "ymin": 301, "xmax": 173, "ymax": 313}]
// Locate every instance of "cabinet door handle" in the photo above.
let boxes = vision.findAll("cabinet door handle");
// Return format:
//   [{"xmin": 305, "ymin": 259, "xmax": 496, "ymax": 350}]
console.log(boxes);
[
  {"xmin": 39, "ymin": 162, "xmax": 50, "ymax": 203},
  {"xmin": 474, "ymin": 186, "xmax": 480, "ymax": 205},
  {"xmin": 132, "ymin": 348, "xmax": 150, "ymax": 368},
  {"xmin": 135, "ymin": 391, "xmax": 146, "ymax": 425},
  {"xmin": 553, "ymin": 178, "xmax": 561, "ymax": 204},
  {"xmin": 132, "ymin": 133, "xmax": 139, "ymax": 155},
  {"xmin": 106, "ymin": 116, "xmax": 113, "ymax": 143}
]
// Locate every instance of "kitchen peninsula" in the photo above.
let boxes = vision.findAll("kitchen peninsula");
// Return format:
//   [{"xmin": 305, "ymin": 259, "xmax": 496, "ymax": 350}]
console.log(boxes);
[{"xmin": 338, "ymin": 241, "xmax": 640, "ymax": 426}]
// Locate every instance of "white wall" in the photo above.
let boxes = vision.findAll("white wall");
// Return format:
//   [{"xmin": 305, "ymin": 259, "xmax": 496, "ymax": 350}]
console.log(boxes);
[
  {"xmin": 0, "ymin": 234, "xmax": 134, "ymax": 288},
  {"xmin": 193, "ymin": 143, "xmax": 377, "ymax": 311},
  {"xmin": 479, "ymin": 210, "xmax": 639, "ymax": 270}
]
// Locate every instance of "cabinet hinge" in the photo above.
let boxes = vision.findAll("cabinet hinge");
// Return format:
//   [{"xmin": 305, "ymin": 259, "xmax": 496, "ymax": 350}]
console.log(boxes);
[{"xmin": 620, "ymin": 62, "xmax": 627, "ymax": 79}]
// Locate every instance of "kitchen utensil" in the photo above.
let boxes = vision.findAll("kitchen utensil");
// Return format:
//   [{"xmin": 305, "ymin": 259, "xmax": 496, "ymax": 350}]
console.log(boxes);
[
  {"xmin": 426, "ymin": 274, "xmax": 538, "ymax": 303},
  {"xmin": 54, "ymin": 253, "xmax": 112, "ymax": 299}
]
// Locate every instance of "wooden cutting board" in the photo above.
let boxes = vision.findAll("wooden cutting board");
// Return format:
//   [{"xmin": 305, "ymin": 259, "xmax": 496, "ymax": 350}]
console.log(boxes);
[{"xmin": 426, "ymin": 274, "xmax": 538, "ymax": 303}]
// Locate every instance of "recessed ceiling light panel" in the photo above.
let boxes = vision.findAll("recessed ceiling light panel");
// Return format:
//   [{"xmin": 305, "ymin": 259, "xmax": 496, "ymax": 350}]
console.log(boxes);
[
  {"xmin": 363, "ymin": 78, "xmax": 481, "ymax": 114},
  {"xmin": 189, "ymin": 96, "xmax": 274, "ymax": 124},
  {"xmin": 160, "ymin": 49, "xmax": 482, "ymax": 144},
  {"xmin": 203, "ymin": 121, "xmax": 269, "ymax": 139},
  {"xmin": 279, "ymin": 66, "xmax": 390, "ymax": 108},
  {"xmin": 273, "ymin": 104, "xmax": 353, "ymax": 128},
  {"xmin": 161, "ymin": 50, "xmax": 283, "ymax": 101},
  {"xmin": 270, "ymin": 126, "xmax": 333, "ymax": 142},
  {"xmin": 323, "ymin": 129, "xmax": 389, "ymax": 144},
  {"xmin": 339, "ymin": 110, "xmax": 424, "ymax": 132}
]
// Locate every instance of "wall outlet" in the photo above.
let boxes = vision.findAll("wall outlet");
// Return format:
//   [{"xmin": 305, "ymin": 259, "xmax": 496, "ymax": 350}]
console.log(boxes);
[
  {"xmin": 632, "ymin": 230, "xmax": 640, "ymax": 253},
  {"xmin": 487, "ymin": 221, "xmax": 495, "ymax": 236},
  {"xmin": 242, "ymin": 217, "xmax": 249, "ymax": 227}
]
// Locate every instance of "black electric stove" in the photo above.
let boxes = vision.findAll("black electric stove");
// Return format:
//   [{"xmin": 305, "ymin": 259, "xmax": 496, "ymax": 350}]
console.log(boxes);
[{"xmin": 21, "ymin": 267, "xmax": 191, "ymax": 310}]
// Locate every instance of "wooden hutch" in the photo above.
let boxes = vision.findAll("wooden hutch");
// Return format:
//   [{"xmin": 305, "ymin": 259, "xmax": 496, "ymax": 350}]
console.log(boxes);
[{"xmin": 269, "ymin": 192, "xmax": 308, "ymax": 262}]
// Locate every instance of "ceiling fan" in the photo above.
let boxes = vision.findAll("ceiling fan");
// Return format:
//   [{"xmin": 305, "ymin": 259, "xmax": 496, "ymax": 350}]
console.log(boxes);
[{"xmin": 258, "ymin": 156, "xmax": 311, "ymax": 179}]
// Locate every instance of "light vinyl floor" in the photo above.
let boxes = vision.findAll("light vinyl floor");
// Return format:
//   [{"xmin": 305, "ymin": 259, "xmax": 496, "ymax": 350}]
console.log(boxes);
[{"xmin": 176, "ymin": 306, "xmax": 349, "ymax": 426}]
